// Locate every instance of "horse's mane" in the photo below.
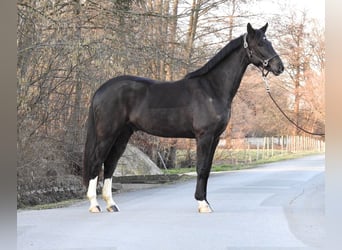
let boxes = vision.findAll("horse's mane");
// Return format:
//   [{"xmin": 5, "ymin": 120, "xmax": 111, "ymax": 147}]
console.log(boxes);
[{"xmin": 184, "ymin": 35, "xmax": 243, "ymax": 79}]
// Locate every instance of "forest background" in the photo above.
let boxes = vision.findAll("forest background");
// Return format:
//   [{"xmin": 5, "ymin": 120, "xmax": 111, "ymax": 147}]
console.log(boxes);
[{"xmin": 17, "ymin": 0, "xmax": 325, "ymax": 205}]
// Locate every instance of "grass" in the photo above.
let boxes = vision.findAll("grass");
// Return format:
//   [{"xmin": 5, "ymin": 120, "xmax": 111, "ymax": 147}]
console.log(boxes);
[{"xmin": 18, "ymin": 198, "xmax": 86, "ymax": 211}]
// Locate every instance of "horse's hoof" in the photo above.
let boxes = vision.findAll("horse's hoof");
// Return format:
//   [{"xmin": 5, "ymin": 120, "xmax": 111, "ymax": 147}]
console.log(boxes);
[
  {"xmin": 107, "ymin": 205, "xmax": 120, "ymax": 212},
  {"xmin": 89, "ymin": 205, "xmax": 101, "ymax": 213},
  {"xmin": 198, "ymin": 200, "xmax": 213, "ymax": 213},
  {"xmin": 198, "ymin": 206, "xmax": 213, "ymax": 213}
]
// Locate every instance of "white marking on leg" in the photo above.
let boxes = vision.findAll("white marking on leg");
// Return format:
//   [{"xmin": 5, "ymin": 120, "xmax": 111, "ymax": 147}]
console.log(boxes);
[
  {"xmin": 198, "ymin": 200, "xmax": 213, "ymax": 213},
  {"xmin": 87, "ymin": 176, "xmax": 101, "ymax": 213},
  {"xmin": 102, "ymin": 178, "xmax": 120, "ymax": 212}
]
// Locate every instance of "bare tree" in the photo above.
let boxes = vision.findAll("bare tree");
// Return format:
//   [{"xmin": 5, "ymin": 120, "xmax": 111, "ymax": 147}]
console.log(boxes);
[{"xmin": 273, "ymin": 10, "xmax": 325, "ymax": 136}]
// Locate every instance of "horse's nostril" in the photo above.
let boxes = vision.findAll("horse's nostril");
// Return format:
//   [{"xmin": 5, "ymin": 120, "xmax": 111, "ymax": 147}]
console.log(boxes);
[{"xmin": 279, "ymin": 64, "xmax": 284, "ymax": 73}]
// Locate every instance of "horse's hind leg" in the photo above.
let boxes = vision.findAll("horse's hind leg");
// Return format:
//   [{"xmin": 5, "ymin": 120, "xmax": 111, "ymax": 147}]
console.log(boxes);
[
  {"xmin": 102, "ymin": 126, "xmax": 133, "ymax": 212},
  {"xmin": 87, "ymin": 176, "xmax": 101, "ymax": 213},
  {"xmin": 87, "ymin": 134, "xmax": 120, "ymax": 213},
  {"xmin": 86, "ymin": 138, "xmax": 114, "ymax": 213}
]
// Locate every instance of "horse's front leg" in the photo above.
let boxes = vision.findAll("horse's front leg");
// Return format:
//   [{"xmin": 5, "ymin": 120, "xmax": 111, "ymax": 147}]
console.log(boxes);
[{"xmin": 195, "ymin": 134, "xmax": 219, "ymax": 213}]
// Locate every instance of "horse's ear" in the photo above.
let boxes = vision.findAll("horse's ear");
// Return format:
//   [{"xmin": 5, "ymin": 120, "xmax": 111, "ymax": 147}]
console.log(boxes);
[
  {"xmin": 260, "ymin": 23, "xmax": 268, "ymax": 33},
  {"xmin": 247, "ymin": 23, "xmax": 255, "ymax": 35}
]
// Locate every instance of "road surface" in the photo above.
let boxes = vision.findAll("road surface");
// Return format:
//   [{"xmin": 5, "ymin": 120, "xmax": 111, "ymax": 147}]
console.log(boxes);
[{"xmin": 17, "ymin": 154, "xmax": 324, "ymax": 250}]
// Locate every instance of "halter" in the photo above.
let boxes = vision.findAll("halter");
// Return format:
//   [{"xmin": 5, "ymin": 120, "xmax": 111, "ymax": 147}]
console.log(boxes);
[{"xmin": 243, "ymin": 33, "xmax": 278, "ymax": 77}]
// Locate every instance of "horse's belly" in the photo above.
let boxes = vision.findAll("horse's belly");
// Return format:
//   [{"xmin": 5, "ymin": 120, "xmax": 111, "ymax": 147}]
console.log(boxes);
[
  {"xmin": 144, "ymin": 127, "xmax": 195, "ymax": 138},
  {"xmin": 130, "ymin": 108, "xmax": 195, "ymax": 138}
]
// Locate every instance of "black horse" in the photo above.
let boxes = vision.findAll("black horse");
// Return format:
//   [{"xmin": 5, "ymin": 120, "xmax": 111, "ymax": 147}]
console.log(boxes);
[{"xmin": 83, "ymin": 23, "xmax": 284, "ymax": 213}]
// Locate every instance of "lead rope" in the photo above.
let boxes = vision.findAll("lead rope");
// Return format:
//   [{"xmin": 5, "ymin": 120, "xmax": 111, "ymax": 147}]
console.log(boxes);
[{"xmin": 262, "ymin": 74, "xmax": 325, "ymax": 137}]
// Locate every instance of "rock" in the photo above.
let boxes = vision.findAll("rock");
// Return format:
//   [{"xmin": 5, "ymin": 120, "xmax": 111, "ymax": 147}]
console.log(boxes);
[{"xmin": 114, "ymin": 144, "xmax": 163, "ymax": 176}]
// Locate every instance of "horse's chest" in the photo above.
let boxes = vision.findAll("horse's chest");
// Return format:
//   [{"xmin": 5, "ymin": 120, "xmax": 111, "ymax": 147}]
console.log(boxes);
[{"xmin": 193, "ymin": 97, "xmax": 230, "ymax": 132}]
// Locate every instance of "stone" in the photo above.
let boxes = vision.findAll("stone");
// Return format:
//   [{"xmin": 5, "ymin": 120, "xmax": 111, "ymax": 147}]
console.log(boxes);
[{"xmin": 114, "ymin": 144, "xmax": 163, "ymax": 176}]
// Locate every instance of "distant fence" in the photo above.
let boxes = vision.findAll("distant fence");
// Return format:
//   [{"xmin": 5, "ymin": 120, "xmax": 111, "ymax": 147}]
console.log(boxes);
[
  {"xmin": 245, "ymin": 135, "xmax": 324, "ymax": 152},
  {"xmin": 174, "ymin": 135, "xmax": 325, "ymax": 168}
]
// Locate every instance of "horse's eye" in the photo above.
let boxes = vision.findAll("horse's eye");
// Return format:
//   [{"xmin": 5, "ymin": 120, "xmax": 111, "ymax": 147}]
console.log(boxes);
[{"xmin": 258, "ymin": 36, "xmax": 267, "ymax": 46}]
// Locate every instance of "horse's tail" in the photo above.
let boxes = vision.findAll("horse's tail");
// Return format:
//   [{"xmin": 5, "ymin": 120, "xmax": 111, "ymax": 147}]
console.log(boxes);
[{"xmin": 83, "ymin": 103, "xmax": 96, "ymax": 187}]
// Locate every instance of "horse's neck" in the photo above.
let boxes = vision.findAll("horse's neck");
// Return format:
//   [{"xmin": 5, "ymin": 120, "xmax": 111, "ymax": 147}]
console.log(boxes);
[{"xmin": 206, "ymin": 47, "xmax": 249, "ymax": 101}]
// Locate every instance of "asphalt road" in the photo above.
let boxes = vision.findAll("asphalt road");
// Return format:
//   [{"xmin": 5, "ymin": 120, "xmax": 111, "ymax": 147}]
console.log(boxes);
[{"xmin": 17, "ymin": 154, "xmax": 325, "ymax": 250}]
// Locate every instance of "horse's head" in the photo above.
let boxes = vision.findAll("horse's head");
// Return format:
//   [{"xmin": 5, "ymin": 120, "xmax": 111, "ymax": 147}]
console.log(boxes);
[{"xmin": 244, "ymin": 23, "xmax": 284, "ymax": 76}]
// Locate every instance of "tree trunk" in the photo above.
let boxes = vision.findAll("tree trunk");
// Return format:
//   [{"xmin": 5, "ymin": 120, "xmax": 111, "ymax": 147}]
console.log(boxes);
[
  {"xmin": 69, "ymin": 0, "xmax": 83, "ymax": 152},
  {"xmin": 165, "ymin": 0, "xmax": 179, "ymax": 81},
  {"xmin": 184, "ymin": 0, "xmax": 202, "ymax": 74}
]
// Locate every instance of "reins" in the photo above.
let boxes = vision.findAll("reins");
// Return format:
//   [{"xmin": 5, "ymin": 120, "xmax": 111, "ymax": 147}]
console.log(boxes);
[{"xmin": 261, "ymin": 73, "xmax": 325, "ymax": 137}]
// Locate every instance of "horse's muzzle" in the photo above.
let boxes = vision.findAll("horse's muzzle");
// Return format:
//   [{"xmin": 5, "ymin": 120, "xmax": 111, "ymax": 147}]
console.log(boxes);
[{"xmin": 269, "ymin": 57, "xmax": 284, "ymax": 76}]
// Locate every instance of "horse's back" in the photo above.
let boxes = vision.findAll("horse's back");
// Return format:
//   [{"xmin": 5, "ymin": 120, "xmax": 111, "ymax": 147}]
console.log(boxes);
[
  {"xmin": 92, "ymin": 75, "xmax": 153, "ymax": 107},
  {"xmin": 94, "ymin": 75, "xmax": 153, "ymax": 96}
]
